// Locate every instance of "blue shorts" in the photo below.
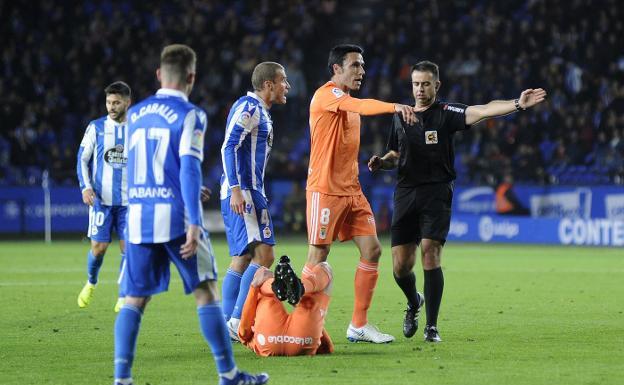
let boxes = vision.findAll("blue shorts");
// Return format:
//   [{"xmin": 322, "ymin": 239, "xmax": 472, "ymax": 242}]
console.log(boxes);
[
  {"xmin": 220, "ymin": 189, "xmax": 276, "ymax": 256},
  {"xmin": 121, "ymin": 230, "xmax": 218, "ymax": 297},
  {"xmin": 87, "ymin": 202, "xmax": 127, "ymax": 243}
]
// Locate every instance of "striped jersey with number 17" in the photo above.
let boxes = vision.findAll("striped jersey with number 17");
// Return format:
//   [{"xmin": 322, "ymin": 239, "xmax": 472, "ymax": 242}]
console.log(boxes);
[
  {"xmin": 76, "ymin": 116, "xmax": 128, "ymax": 206},
  {"xmin": 126, "ymin": 88, "xmax": 207, "ymax": 244}
]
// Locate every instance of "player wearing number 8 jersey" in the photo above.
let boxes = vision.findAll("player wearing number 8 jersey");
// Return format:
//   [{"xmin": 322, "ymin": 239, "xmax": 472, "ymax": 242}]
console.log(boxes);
[{"xmin": 306, "ymin": 44, "xmax": 417, "ymax": 343}]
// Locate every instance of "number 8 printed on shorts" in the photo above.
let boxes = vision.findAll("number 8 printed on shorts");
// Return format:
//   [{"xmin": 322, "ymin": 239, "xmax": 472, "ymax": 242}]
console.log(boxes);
[
  {"xmin": 319, "ymin": 208, "xmax": 331, "ymax": 225},
  {"xmin": 318, "ymin": 208, "xmax": 330, "ymax": 240}
]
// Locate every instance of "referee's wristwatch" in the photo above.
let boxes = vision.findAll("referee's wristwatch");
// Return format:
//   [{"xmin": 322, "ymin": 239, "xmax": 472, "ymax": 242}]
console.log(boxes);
[{"xmin": 514, "ymin": 98, "xmax": 525, "ymax": 111}]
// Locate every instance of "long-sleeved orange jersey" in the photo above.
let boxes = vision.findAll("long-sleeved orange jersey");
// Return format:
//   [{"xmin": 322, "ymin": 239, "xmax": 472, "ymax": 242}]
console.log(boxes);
[{"xmin": 306, "ymin": 81, "xmax": 395, "ymax": 196}]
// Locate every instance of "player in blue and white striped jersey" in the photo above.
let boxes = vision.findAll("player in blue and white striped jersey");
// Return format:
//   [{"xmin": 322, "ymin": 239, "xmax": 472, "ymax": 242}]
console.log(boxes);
[
  {"xmin": 219, "ymin": 62, "xmax": 290, "ymax": 339},
  {"xmin": 76, "ymin": 81, "xmax": 131, "ymax": 313},
  {"xmin": 113, "ymin": 44, "xmax": 267, "ymax": 385}
]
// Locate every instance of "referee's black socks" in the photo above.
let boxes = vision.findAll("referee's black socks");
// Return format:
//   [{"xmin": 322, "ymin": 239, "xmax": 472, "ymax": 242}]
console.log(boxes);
[
  {"xmin": 424, "ymin": 267, "xmax": 444, "ymax": 327},
  {"xmin": 393, "ymin": 271, "xmax": 420, "ymax": 308}
]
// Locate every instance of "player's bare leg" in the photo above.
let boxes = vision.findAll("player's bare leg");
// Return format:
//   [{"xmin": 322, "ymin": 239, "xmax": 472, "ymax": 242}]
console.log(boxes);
[
  {"xmin": 392, "ymin": 243, "xmax": 424, "ymax": 338},
  {"xmin": 346, "ymin": 235, "xmax": 394, "ymax": 343},
  {"xmin": 306, "ymin": 243, "xmax": 330, "ymax": 264},
  {"xmin": 421, "ymin": 238, "xmax": 444, "ymax": 342}
]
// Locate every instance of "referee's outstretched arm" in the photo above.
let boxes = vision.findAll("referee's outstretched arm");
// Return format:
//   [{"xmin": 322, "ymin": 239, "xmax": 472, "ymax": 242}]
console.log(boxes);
[{"xmin": 464, "ymin": 88, "xmax": 547, "ymax": 125}]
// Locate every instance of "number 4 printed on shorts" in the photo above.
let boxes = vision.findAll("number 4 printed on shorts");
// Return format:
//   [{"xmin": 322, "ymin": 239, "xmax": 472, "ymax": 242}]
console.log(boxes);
[{"xmin": 260, "ymin": 209, "xmax": 269, "ymax": 225}]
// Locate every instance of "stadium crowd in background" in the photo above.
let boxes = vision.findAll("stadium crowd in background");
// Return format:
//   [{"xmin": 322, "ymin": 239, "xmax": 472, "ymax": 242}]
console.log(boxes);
[{"xmin": 2, "ymin": 0, "xmax": 624, "ymax": 203}]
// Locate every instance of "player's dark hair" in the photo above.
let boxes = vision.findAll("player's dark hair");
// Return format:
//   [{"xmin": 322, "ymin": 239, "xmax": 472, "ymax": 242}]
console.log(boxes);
[
  {"xmin": 327, "ymin": 44, "xmax": 364, "ymax": 76},
  {"xmin": 252, "ymin": 62, "xmax": 284, "ymax": 91},
  {"xmin": 160, "ymin": 44, "xmax": 197, "ymax": 80},
  {"xmin": 412, "ymin": 61, "xmax": 440, "ymax": 81},
  {"xmin": 104, "ymin": 81, "xmax": 131, "ymax": 98}
]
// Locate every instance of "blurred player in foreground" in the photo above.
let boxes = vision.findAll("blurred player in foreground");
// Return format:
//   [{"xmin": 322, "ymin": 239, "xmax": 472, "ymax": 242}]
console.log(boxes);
[
  {"xmin": 76, "ymin": 81, "xmax": 131, "ymax": 312},
  {"xmin": 238, "ymin": 256, "xmax": 334, "ymax": 356},
  {"xmin": 306, "ymin": 44, "xmax": 417, "ymax": 343},
  {"xmin": 369, "ymin": 60, "xmax": 546, "ymax": 342},
  {"xmin": 113, "ymin": 44, "xmax": 268, "ymax": 385},
  {"xmin": 220, "ymin": 62, "xmax": 290, "ymax": 339}
]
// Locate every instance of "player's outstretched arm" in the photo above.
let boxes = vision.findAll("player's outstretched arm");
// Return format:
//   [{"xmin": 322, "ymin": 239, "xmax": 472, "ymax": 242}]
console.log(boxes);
[
  {"xmin": 465, "ymin": 88, "xmax": 547, "ymax": 125},
  {"xmin": 368, "ymin": 150, "xmax": 400, "ymax": 172},
  {"xmin": 337, "ymin": 97, "xmax": 417, "ymax": 124}
]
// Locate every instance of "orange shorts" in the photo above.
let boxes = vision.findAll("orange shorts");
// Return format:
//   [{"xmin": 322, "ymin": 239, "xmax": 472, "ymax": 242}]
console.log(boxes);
[{"xmin": 306, "ymin": 191, "xmax": 377, "ymax": 245}]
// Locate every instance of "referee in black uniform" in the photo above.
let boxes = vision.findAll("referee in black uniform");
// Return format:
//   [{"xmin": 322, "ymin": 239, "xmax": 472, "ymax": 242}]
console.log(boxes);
[{"xmin": 368, "ymin": 61, "xmax": 546, "ymax": 342}]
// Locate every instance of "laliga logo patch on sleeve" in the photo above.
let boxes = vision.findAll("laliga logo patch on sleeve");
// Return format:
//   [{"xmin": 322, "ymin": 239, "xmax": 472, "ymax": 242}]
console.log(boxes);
[
  {"xmin": 425, "ymin": 130, "xmax": 438, "ymax": 144},
  {"xmin": 191, "ymin": 129, "xmax": 203, "ymax": 150},
  {"xmin": 331, "ymin": 87, "xmax": 345, "ymax": 98}
]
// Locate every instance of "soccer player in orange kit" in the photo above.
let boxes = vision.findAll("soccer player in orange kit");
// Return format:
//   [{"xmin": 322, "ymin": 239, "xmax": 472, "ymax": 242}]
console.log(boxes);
[
  {"xmin": 306, "ymin": 44, "xmax": 417, "ymax": 343},
  {"xmin": 238, "ymin": 256, "xmax": 334, "ymax": 356}
]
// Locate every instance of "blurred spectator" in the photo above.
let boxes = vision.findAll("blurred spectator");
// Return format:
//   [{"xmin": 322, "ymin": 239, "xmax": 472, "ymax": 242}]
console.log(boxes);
[
  {"xmin": 495, "ymin": 173, "xmax": 530, "ymax": 216},
  {"xmin": 1, "ymin": 0, "xmax": 624, "ymax": 191}
]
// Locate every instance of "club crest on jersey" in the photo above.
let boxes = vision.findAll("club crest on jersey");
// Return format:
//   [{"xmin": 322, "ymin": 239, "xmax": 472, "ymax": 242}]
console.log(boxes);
[
  {"xmin": 245, "ymin": 202, "xmax": 253, "ymax": 214},
  {"xmin": 319, "ymin": 226, "xmax": 327, "ymax": 240},
  {"xmin": 104, "ymin": 145, "xmax": 127, "ymax": 168},
  {"xmin": 425, "ymin": 130, "xmax": 438, "ymax": 144},
  {"xmin": 263, "ymin": 227, "xmax": 272, "ymax": 239},
  {"xmin": 331, "ymin": 87, "xmax": 344, "ymax": 98}
]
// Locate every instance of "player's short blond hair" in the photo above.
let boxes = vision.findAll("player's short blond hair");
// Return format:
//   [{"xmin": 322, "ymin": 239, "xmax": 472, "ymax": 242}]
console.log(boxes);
[
  {"xmin": 251, "ymin": 62, "xmax": 284, "ymax": 91},
  {"xmin": 160, "ymin": 44, "xmax": 196, "ymax": 81}
]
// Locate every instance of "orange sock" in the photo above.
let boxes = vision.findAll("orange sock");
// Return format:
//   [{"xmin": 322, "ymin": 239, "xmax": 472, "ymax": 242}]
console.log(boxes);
[
  {"xmin": 352, "ymin": 258, "xmax": 378, "ymax": 328},
  {"xmin": 302, "ymin": 263, "xmax": 331, "ymax": 293}
]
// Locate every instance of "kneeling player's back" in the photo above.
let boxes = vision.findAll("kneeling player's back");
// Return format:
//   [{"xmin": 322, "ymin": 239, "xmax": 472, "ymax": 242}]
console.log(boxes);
[{"xmin": 126, "ymin": 89, "xmax": 207, "ymax": 244}]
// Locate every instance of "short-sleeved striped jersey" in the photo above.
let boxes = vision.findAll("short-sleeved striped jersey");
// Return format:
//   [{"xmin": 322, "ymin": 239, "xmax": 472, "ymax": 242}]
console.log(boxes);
[
  {"xmin": 220, "ymin": 92, "xmax": 273, "ymax": 199},
  {"xmin": 77, "ymin": 116, "xmax": 128, "ymax": 206},
  {"xmin": 126, "ymin": 88, "xmax": 207, "ymax": 244}
]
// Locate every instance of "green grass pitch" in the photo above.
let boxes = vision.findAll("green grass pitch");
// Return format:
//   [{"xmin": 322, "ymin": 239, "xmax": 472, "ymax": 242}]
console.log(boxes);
[{"xmin": 1, "ymin": 237, "xmax": 623, "ymax": 385}]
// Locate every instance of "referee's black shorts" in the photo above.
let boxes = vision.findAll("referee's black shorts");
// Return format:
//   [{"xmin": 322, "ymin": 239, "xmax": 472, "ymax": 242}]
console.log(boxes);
[{"xmin": 390, "ymin": 182, "xmax": 453, "ymax": 247}]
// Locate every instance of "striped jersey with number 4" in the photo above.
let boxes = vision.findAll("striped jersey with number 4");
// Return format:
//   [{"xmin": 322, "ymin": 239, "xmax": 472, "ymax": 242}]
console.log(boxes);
[{"xmin": 126, "ymin": 88, "xmax": 207, "ymax": 244}]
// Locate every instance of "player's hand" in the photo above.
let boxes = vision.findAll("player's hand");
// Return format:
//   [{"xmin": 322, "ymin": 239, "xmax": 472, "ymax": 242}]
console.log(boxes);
[
  {"xmin": 518, "ymin": 88, "xmax": 547, "ymax": 109},
  {"xmin": 180, "ymin": 224, "xmax": 200, "ymax": 260},
  {"xmin": 82, "ymin": 188, "xmax": 96, "ymax": 206},
  {"xmin": 200, "ymin": 186, "xmax": 212, "ymax": 202},
  {"xmin": 395, "ymin": 104, "xmax": 418, "ymax": 125},
  {"xmin": 230, "ymin": 187, "xmax": 247, "ymax": 215},
  {"xmin": 368, "ymin": 155, "xmax": 383, "ymax": 172},
  {"xmin": 250, "ymin": 266, "xmax": 274, "ymax": 288}
]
